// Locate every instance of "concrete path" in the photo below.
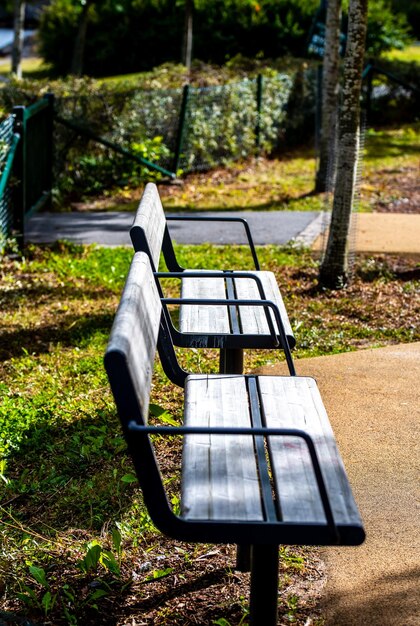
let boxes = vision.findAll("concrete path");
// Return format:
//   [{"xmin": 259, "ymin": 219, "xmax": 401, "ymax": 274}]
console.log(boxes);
[
  {"xmin": 25, "ymin": 210, "xmax": 320, "ymax": 247},
  {"xmin": 313, "ymin": 213, "xmax": 420, "ymax": 255},
  {"xmin": 26, "ymin": 210, "xmax": 420, "ymax": 254},
  {"xmin": 257, "ymin": 343, "xmax": 420, "ymax": 626}
]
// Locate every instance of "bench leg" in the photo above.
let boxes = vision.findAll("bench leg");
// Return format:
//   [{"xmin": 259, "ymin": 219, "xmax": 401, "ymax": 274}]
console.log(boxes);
[
  {"xmin": 236, "ymin": 545, "xmax": 252, "ymax": 571},
  {"xmin": 219, "ymin": 348, "xmax": 244, "ymax": 375},
  {"xmin": 249, "ymin": 544, "xmax": 279, "ymax": 626}
]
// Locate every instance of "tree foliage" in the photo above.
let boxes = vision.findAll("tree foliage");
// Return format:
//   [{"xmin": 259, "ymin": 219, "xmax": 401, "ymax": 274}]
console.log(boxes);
[{"xmin": 37, "ymin": 0, "xmax": 412, "ymax": 76}]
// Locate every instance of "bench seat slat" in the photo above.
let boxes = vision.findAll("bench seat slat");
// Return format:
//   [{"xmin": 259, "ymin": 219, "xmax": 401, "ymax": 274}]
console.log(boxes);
[
  {"xmin": 259, "ymin": 376, "xmax": 362, "ymax": 526},
  {"xmin": 179, "ymin": 273, "xmax": 230, "ymax": 334},
  {"xmin": 179, "ymin": 271, "xmax": 293, "ymax": 342},
  {"xmin": 234, "ymin": 271, "xmax": 293, "ymax": 340},
  {"xmin": 181, "ymin": 375, "xmax": 264, "ymax": 521}
]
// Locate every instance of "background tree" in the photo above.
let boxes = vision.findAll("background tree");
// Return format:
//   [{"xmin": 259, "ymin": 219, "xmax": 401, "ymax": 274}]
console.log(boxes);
[
  {"xmin": 315, "ymin": 0, "xmax": 342, "ymax": 193},
  {"xmin": 71, "ymin": 0, "xmax": 94, "ymax": 76},
  {"xmin": 182, "ymin": 0, "xmax": 194, "ymax": 70},
  {"xmin": 11, "ymin": 0, "xmax": 26, "ymax": 79},
  {"xmin": 319, "ymin": 0, "xmax": 369, "ymax": 289}
]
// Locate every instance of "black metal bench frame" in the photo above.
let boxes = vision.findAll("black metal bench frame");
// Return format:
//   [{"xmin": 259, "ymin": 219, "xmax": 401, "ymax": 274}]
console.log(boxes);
[{"xmin": 105, "ymin": 251, "xmax": 365, "ymax": 626}]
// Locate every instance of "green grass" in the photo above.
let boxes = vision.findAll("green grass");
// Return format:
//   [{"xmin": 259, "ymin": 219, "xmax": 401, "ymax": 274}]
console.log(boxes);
[
  {"xmin": 155, "ymin": 124, "xmax": 420, "ymax": 215},
  {"xmin": 0, "ymin": 56, "xmax": 54, "ymax": 80},
  {"xmin": 382, "ymin": 45, "xmax": 420, "ymax": 64}
]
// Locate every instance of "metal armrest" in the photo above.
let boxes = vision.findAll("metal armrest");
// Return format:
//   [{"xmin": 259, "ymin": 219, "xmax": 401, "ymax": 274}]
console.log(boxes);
[
  {"xmin": 162, "ymin": 297, "xmax": 295, "ymax": 375},
  {"xmin": 166, "ymin": 215, "xmax": 260, "ymax": 270},
  {"xmin": 156, "ymin": 271, "xmax": 276, "ymax": 346},
  {"xmin": 127, "ymin": 421, "xmax": 338, "ymax": 541}
]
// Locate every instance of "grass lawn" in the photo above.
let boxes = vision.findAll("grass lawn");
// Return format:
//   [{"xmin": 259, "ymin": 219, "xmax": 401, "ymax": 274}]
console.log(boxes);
[
  {"xmin": 382, "ymin": 44, "xmax": 420, "ymax": 64},
  {"xmin": 0, "ymin": 56, "xmax": 53, "ymax": 80},
  {"xmin": 86, "ymin": 123, "xmax": 418, "ymax": 215},
  {"xmin": 1, "ymin": 241, "xmax": 419, "ymax": 625}
]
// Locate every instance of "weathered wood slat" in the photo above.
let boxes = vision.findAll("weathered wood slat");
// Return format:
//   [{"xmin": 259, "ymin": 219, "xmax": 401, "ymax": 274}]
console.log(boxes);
[
  {"xmin": 258, "ymin": 376, "xmax": 362, "ymax": 526},
  {"xmin": 106, "ymin": 253, "xmax": 162, "ymax": 424},
  {"xmin": 234, "ymin": 271, "xmax": 293, "ymax": 340},
  {"xmin": 179, "ymin": 271, "xmax": 293, "ymax": 344},
  {"xmin": 179, "ymin": 273, "xmax": 231, "ymax": 334},
  {"xmin": 181, "ymin": 375, "xmax": 264, "ymax": 521},
  {"xmin": 130, "ymin": 183, "xmax": 166, "ymax": 271}
]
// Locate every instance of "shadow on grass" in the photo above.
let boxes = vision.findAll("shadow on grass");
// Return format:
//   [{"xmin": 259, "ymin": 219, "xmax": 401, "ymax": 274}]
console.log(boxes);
[
  {"xmin": 163, "ymin": 190, "xmax": 323, "ymax": 214},
  {"xmin": 0, "ymin": 310, "xmax": 115, "ymax": 361},
  {"xmin": 4, "ymin": 409, "xmax": 135, "ymax": 530},
  {"xmin": 364, "ymin": 138, "xmax": 420, "ymax": 161}
]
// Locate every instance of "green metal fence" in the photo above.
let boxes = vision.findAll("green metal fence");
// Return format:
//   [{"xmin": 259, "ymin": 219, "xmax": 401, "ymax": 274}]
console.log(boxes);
[
  {"xmin": 13, "ymin": 96, "xmax": 54, "ymax": 243},
  {"xmin": 53, "ymin": 72, "xmax": 297, "ymax": 188},
  {"xmin": 0, "ymin": 115, "xmax": 20, "ymax": 247},
  {"xmin": 0, "ymin": 96, "xmax": 54, "ymax": 250}
]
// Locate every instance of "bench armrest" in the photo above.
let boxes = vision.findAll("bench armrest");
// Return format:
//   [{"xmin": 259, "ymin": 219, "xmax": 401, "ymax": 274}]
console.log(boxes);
[
  {"xmin": 162, "ymin": 296, "xmax": 295, "ymax": 375},
  {"xmin": 156, "ymin": 271, "xmax": 267, "ymax": 297},
  {"xmin": 166, "ymin": 216, "xmax": 260, "ymax": 270},
  {"xmin": 127, "ymin": 421, "xmax": 337, "ymax": 541}
]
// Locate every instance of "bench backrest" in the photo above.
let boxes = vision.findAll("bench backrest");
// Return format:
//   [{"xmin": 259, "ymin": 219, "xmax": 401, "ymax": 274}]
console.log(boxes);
[
  {"xmin": 104, "ymin": 252, "xmax": 162, "ymax": 427},
  {"xmin": 130, "ymin": 183, "xmax": 166, "ymax": 272}
]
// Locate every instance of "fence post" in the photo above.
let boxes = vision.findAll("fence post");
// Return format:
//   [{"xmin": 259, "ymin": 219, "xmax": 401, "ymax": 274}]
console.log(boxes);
[
  {"xmin": 12, "ymin": 105, "xmax": 26, "ymax": 248},
  {"xmin": 173, "ymin": 84, "xmax": 190, "ymax": 174},
  {"xmin": 44, "ymin": 93, "xmax": 55, "ymax": 209},
  {"xmin": 255, "ymin": 74, "xmax": 264, "ymax": 152}
]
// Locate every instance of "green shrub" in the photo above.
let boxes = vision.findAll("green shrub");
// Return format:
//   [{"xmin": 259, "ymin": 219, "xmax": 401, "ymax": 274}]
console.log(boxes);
[{"xmin": 37, "ymin": 0, "xmax": 413, "ymax": 78}]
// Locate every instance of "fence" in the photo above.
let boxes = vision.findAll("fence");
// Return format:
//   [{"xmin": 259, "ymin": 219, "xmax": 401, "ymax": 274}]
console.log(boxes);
[
  {"xmin": 52, "ymin": 72, "xmax": 300, "ymax": 196},
  {"xmin": 0, "ymin": 115, "xmax": 19, "ymax": 247},
  {"xmin": 0, "ymin": 96, "xmax": 54, "ymax": 249},
  {"xmin": 362, "ymin": 62, "xmax": 420, "ymax": 126}
]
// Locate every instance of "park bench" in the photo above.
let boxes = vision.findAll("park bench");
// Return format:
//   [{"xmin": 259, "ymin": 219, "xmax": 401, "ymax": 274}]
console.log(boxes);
[
  {"xmin": 130, "ymin": 183, "xmax": 294, "ymax": 374},
  {"xmin": 104, "ymin": 251, "xmax": 365, "ymax": 626}
]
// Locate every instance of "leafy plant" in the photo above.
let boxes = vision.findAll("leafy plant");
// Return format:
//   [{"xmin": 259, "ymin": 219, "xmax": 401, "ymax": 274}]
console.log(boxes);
[{"xmin": 16, "ymin": 566, "xmax": 57, "ymax": 616}]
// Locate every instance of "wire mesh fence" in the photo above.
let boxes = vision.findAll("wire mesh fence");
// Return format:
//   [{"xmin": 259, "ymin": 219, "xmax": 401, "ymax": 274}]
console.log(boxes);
[
  {"xmin": 0, "ymin": 115, "xmax": 16, "ymax": 246},
  {"xmin": 52, "ymin": 72, "xmax": 297, "ymax": 196}
]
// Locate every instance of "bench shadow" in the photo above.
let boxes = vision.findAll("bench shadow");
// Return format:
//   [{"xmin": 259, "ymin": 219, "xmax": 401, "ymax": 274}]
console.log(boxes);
[
  {"xmin": 0, "ymin": 310, "xmax": 115, "ymax": 361},
  {"xmin": 322, "ymin": 566, "xmax": 420, "ymax": 626}
]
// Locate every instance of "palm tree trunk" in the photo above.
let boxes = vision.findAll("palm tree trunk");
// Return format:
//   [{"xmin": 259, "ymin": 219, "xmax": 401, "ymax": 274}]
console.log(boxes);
[
  {"xmin": 319, "ymin": 0, "xmax": 368, "ymax": 289},
  {"xmin": 12, "ymin": 0, "xmax": 25, "ymax": 79},
  {"xmin": 315, "ymin": 0, "xmax": 342, "ymax": 193}
]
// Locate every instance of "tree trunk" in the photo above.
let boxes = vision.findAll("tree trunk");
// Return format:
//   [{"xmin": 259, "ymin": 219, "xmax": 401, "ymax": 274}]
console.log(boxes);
[
  {"xmin": 315, "ymin": 0, "xmax": 342, "ymax": 193},
  {"xmin": 71, "ymin": 0, "xmax": 92, "ymax": 76},
  {"xmin": 11, "ymin": 0, "xmax": 25, "ymax": 79},
  {"xmin": 182, "ymin": 0, "xmax": 193, "ymax": 70},
  {"xmin": 319, "ymin": 0, "xmax": 368, "ymax": 289}
]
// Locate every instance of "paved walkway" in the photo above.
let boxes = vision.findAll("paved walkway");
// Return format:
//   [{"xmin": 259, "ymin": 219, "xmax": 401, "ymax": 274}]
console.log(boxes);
[
  {"xmin": 257, "ymin": 343, "xmax": 420, "ymax": 626},
  {"xmin": 26, "ymin": 210, "xmax": 320, "ymax": 247},
  {"xmin": 26, "ymin": 210, "xmax": 420, "ymax": 254}
]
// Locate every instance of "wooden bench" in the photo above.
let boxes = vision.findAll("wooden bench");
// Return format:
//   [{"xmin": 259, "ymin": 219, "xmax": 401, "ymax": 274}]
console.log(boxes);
[
  {"xmin": 104, "ymin": 251, "xmax": 365, "ymax": 626},
  {"xmin": 130, "ymin": 183, "xmax": 295, "ymax": 374}
]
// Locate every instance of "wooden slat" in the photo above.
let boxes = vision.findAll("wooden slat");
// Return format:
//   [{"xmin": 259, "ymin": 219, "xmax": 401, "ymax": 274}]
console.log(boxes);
[
  {"xmin": 130, "ymin": 183, "xmax": 166, "ymax": 270},
  {"xmin": 106, "ymin": 252, "xmax": 162, "ymax": 424},
  {"xmin": 178, "ymin": 270, "xmax": 294, "ymax": 345},
  {"xmin": 258, "ymin": 376, "xmax": 362, "ymax": 526},
  {"xmin": 234, "ymin": 271, "xmax": 293, "ymax": 342},
  {"xmin": 179, "ymin": 273, "xmax": 231, "ymax": 334},
  {"xmin": 181, "ymin": 375, "xmax": 264, "ymax": 521}
]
